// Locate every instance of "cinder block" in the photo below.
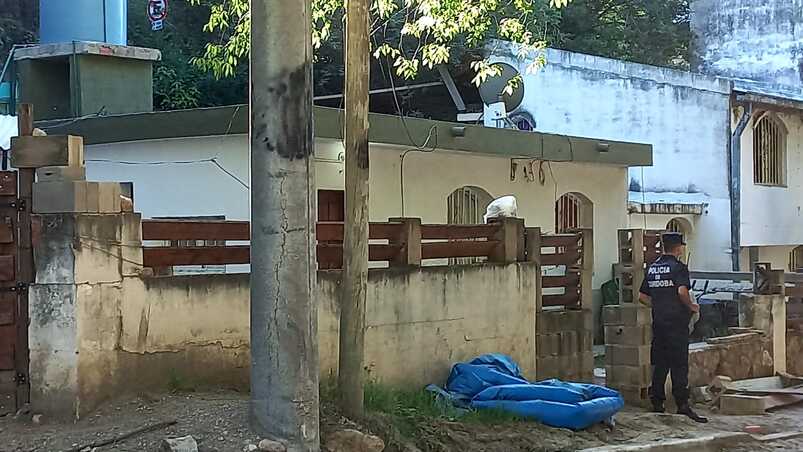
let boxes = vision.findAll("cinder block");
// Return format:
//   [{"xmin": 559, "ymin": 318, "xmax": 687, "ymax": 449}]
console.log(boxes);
[
  {"xmin": 33, "ymin": 181, "xmax": 88, "ymax": 213},
  {"xmin": 560, "ymin": 354, "xmax": 580, "ymax": 378},
  {"xmin": 606, "ymin": 365, "xmax": 651, "ymax": 386},
  {"xmin": 559, "ymin": 331, "xmax": 579, "ymax": 356},
  {"xmin": 98, "ymin": 182, "xmax": 122, "ymax": 213},
  {"xmin": 606, "ymin": 345, "xmax": 651, "ymax": 366},
  {"xmin": 536, "ymin": 356, "xmax": 561, "ymax": 380},
  {"xmin": 580, "ymin": 351, "xmax": 594, "ymax": 376},
  {"xmin": 720, "ymin": 395, "xmax": 767, "ymax": 415},
  {"xmin": 604, "ymin": 325, "xmax": 651, "ymax": 346},
  {"xmin": 603, "ymin": 304, "xmax": 652, "ymax": 326},
  {"xmin": 579, "ymin": 330, "xmax": 594, "ymax": 353},
  {"xmin": 36, "ymin": 165, "xmax": 86, "ymax": 182},
  {"xmin": 12, "ymin": 135, "xmax": 84, "ymax": 168},
  {"xmin": 608, "ymin": 384, "xmax": 650, "ymax": 407},
  {"xmin": 536, "ymin": 333, "xmax": 560, "ymax": 358},
  {"xmin": 537, "ymin": 309, "xmax": 593, "ymax": 334},
  {"xmin": 85, "ymin": 181, "xmax": 100, "ymax": 213}
]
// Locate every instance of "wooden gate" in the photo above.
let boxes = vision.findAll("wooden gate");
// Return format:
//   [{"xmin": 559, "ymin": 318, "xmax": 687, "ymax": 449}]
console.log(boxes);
[{"xmin": 0, "ymin": 106, "xmax": 33, "ymax": 415}]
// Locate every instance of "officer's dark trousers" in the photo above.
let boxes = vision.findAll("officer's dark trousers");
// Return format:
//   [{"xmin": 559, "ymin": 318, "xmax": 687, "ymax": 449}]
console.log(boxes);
[{"xmin": 649, "ymin": 323, "xmax": 690, "ymax": 406}]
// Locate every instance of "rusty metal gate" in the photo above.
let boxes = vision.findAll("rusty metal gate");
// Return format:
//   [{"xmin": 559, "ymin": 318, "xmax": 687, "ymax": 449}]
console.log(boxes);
[{"xmin": 0, "ymin": 107, "xmax": 34, "ymax": 415}]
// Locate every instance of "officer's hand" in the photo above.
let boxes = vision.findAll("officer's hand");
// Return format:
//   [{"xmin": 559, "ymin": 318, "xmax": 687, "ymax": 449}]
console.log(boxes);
[{"xmin": 690, "ymin": 303, "xmax": 700, "ymax": 313}]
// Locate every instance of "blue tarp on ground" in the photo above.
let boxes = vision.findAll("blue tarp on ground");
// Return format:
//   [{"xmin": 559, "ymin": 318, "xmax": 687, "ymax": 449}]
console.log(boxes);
[{"xmin": 431, "ymin": 354, "xmax": 624, "ymax": 430}]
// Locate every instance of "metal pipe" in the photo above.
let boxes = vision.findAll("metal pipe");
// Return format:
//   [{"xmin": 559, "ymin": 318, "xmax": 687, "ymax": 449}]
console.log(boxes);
[{"xmin": 729, "ymin": 101, "xmax": 752, "ymax": 271}]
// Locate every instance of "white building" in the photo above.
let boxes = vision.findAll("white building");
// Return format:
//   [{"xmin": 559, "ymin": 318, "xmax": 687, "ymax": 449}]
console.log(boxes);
[{"xmin": 487, "ymin": 0, "xmax": 803, "ymax": 273}]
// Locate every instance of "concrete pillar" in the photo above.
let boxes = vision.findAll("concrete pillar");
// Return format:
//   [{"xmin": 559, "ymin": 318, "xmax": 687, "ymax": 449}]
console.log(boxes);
[
  {"xmin": 28, "ymin": 211, "xmax": 139, "ymax": 419},
  {"xmin": 739, "ymin": 293, "xmax": 787, "ymax": 374}
]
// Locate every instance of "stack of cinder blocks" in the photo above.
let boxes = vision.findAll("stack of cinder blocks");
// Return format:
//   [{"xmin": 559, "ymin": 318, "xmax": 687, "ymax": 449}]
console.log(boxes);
[
  {"xmin": 12, "ymin": 135, "xmax": 122, "ymax": 213},
  {"xmin": 603, "ymin": 229, "xmax": 659, "ymax": 406},
  {"xmin": 603, "ymin": 303, "xmax": 652, "ymax": 405},
  {"xmin": 535, "ymin": 309, "xmax": 595, "ymax": 382}
]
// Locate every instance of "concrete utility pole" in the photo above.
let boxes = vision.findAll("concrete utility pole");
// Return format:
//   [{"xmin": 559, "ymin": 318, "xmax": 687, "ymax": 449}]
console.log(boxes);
[
  {"xmin": 249, "ymin": 0, "xmax": 319, "ymax": 449},
  {"xmin": 339, "ymin": 0, "xmax": 371, "ymax": 418}
]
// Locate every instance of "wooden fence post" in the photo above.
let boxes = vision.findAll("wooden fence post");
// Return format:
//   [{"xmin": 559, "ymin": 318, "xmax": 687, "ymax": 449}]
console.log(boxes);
[
  {"xmin": 388, "ymin": 217, "xmax": 421, "ymax": 267},
  {"xmin": 526, "ymin": 227, "xmax": 543, "ymax": 312},
  {"xmin": 489, "ymin": 217, "xmax": 524, "ymax": 264},
  {"xmin": 579, "ymin": 228, "xmax": 594, "ymax": 311}
]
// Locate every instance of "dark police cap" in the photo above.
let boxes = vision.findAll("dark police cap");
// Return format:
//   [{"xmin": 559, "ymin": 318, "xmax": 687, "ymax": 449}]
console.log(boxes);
[{"xmin": 662, "ymin": 232, "xmax": 686, "ymax": 246}]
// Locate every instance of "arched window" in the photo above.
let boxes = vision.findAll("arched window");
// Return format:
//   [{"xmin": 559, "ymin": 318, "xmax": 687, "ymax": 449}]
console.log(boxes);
[
  {"xmin": 447, "ymin": 186, "xmax": 493, "ymax": 265},
  {"xmin": 447, "ymin": 186, "xmax": 493, "ymax": 225},
  {"xmin": 555, "ymin": 193, "xmax": 593, "ymax": 233},
  {"xmin": 667, "ymin": 219, "xmax": 685, "ymax": 234},
  {"xmin": 753, "ymin": 112, "xmax": 787, "ymax": 186},
  {"xmin": 790, "ymin": 246, "xmax": 803, "ymax": 273}
]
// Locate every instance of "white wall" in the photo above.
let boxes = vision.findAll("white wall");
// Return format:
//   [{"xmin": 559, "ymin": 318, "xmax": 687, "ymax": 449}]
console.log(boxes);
[
  {"xmin": 86, "ymin": 135, "xmax": 630, "ymax": 288},
  {"xmin": 489, "ymin": 46, "xmax": 734, "ymax": 271},
  {"xmin": 740, "ymin": 112, "xmax": 803, "ymax": 249}
]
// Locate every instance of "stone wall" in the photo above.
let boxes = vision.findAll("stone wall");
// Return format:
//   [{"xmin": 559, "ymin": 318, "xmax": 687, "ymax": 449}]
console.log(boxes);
[{"xmin": 534, "ymin": 309, "xmax": 594, "ymax": 382}]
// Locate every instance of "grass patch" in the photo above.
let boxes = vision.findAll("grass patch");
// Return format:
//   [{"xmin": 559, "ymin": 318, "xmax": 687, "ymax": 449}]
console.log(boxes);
[{"xmin": 362, "ymin": 382, "xmax": 522, "ymax": 437}]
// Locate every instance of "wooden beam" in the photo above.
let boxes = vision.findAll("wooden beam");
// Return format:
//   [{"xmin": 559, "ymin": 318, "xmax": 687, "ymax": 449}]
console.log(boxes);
[
  {"xmin": 420, "ymin": 224, "xmax": 499, "ymax": 240},
  {"xmin": 142, "ymin": 220, "xmax": 250, "ymax": 241},
  {"xmin": 142, "ymin": 246, "xmax": 250, "ymax": 267},
  {"xmin": 421, "ymin": 241, "xmax": 497, "ymax": 260}
]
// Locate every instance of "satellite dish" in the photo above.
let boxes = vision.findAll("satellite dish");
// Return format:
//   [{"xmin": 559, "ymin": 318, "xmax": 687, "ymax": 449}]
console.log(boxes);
[{"xmin": 478, "ymin": 62, "xmax": 524, "ymax": 113}]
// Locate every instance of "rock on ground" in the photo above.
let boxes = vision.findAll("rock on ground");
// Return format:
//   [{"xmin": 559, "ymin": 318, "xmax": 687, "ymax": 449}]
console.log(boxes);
[
  {"xmin": 258, "ymin": 438, "xmax": 287, "ymax": 451},
  {"xmin": 160, "ymin": 435, "xmax": 199, "ymax": 452},
  {"xmin": 325, "ymin": 429, "xmax": 385, "ymax": 452}
]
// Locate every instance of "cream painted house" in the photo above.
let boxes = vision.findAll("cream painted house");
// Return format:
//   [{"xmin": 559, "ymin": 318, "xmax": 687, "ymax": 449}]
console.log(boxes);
[{"xmin": 40, "ymin": 105, "xmax": 652, "ymax": 325}]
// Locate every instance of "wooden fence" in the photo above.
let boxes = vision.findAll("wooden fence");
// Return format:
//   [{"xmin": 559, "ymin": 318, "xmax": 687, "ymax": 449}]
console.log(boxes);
[{"xmin": 140, "ymin": 218, "xmax": 592, "ymax": 309}]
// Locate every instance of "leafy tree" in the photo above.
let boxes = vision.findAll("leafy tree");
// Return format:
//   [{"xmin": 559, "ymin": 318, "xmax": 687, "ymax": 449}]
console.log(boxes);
[{"xmin": 190, "ymin": 0, "xmax": 569, "ymax": 88}]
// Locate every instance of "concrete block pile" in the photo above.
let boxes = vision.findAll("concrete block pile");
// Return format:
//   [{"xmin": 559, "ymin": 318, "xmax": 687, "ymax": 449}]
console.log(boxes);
[
  {"xmin": 535, "ymin": 309, "xmax": 594, "ymax": 382},
  {"xmin": 604, "ymin": 303, "xmax": 653, "ymax": 406}
]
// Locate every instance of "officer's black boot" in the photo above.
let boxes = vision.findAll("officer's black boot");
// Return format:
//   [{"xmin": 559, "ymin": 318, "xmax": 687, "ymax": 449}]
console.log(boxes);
[
  {"xmin": 677, "ymin": 404, "xmax": 708, "ymax": 423},
  {"xmin": 650, "ymin": 400, "xmax": 665, "ymax": 413}
]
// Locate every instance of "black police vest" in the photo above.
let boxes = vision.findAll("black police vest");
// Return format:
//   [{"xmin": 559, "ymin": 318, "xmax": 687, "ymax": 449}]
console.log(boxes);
[{"xmin": 640, "ymin": 255, "xmax": 692, "ymax": 328}]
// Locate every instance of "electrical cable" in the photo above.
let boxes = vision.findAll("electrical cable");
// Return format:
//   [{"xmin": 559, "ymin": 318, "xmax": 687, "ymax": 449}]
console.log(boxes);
[{"xmin": 85, "ymin": 157, "xmax": 250, "ymax": 190}]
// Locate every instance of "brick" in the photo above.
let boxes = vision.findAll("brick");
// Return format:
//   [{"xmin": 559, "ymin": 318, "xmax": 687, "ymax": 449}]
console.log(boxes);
[
  {"xmin": 720, "ymin": 395, "xmax": 767, "ymax": 415},
  {"xmin": 36, "ymin": 165, "xmax": 86, "ymax": 182},
  {"xmin": 536, "ymin": 333, "xmax": 560, "ymax": 357},
  {"xmin": 33, "ymin": 181, "xmax": 88, "ymax": 213},
  {"xmin": 98, "ymin": 182, "xmax": 122, "ymax": 213},
  {"xmin": 559, "ymin": 331, "xmax": 579, "ymax": 356},
  {"xmin": 605, "ymin": 325, "xmax": 651, "ymax": 346},
  {"xmin": 606, "ymin": 365, "xmax": 651, "ymax": 386},
  {"xmin": 606, "ymin": 345, "xmax": 651, "ymax": 366},
  {"xmin": 603, "ymin": 304, "xmax": 652, "ymax": 326}
]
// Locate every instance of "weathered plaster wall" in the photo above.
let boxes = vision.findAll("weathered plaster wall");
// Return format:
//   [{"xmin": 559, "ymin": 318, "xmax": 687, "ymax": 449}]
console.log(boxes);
[
  {"xmin": 740, "ymin": 112, "xmax": 803, "ymax": 249},
  {"xmin": 691, "ymin": 0, "xmax": 803, "ymax": 87},
  {"xmin": 490, "ymin": 46, "xmax": 733, "ymax": 272},
  {"xmin": 29, "ymin": 213, "xmax": 540, "ymax": 415}
]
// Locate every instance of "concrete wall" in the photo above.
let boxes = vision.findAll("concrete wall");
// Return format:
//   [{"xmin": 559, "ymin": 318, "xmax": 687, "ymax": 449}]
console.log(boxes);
[
  {"xmin": 489, "ymin": 46, "xmax": 733, "ymax": 272},
  {"xmin": 28, "ymin": 212, "xmax": 540, "ymax": 416},
  {"xmin": 740, "ymin": 112, "xmax": 803, "ymax": 252},
  {"xmin": 85, "ymin": 136, "xmax": 629, "ymax": 289},
  {"xmin": 691, "ymin": 0, "xmax": 803, "ymax": 87}
]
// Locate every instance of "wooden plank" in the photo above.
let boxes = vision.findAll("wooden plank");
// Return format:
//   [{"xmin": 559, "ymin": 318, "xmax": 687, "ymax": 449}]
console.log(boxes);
[
  {"xmin": 421, "ymin": 241, "xmax": 497, "ymax": 260},
  {"xmin": 541, "ymin": 234, "xmax": 581, "ymax": 248},
  {"xmin": 543, "ymin": 273, "xmax": 580, "ymax": 289},
  {"xmin": 15, "ymin": 103, "xmax": 33, "ymax": 409},
  {"xmin": 420, "ymin": 224, "xmax": 499, "ymax": 240},
  {"xmin": 541, "ymin": 251, "xmax": 582, "ymax": 266},
  {"xmin": 0, "ymin": 325, "xmax": 14, "ymax": 369},
  {"xmin": 142, "ymin": 220, "xmax": 250, "ymax": 241},
  {"xmin": 316, "ymin": 244, "xmax": 404, "ymax": 267},
  {"xmin": 10, "ymin": 135, "xmax": 84, "ymax": 168},
  {"xmin": 543, "ymin": 293, "xmax": 581, "ymax": 307},
  {"xmin": 142, "ymin": 246, "xmax": 250, "ymax": 267},
  {"xmin": 316, "ymin": 222, "xmax": 402, "ymax": 241}
]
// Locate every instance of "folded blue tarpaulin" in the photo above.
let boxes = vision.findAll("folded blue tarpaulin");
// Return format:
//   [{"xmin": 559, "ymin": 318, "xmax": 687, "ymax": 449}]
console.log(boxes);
[{"xmin": 434, "ymin": 354, "xmax": 624, "ymax": 430}]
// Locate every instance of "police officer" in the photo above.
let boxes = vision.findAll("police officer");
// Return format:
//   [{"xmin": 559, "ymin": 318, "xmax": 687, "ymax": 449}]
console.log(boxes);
[{"xmin": 639, "ymin": 232, "xmax": 708, "ymax": 423}]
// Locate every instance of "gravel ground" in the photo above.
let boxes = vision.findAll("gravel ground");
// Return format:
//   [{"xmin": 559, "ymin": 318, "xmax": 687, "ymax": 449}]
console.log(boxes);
[{"xmin": 2, "ymin": 391, "xmax": 803, "ymax": 452}]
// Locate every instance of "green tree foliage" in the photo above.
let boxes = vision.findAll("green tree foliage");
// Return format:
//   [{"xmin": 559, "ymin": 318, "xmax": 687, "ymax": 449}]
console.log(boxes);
[
  {"xmin": 559, "ymin": 0, "xmax": 690, "ymax": 69},
  {"xmin": 189, "ymin": 0, "xmax": 569, "ymax": 87},
  {"xmin": 0, "ymin": 0, "xmax": 37, "ymax": 73}
]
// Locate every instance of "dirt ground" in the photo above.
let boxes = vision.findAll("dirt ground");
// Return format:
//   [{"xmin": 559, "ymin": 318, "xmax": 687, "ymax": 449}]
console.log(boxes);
[{"xmin": 2, "ymin": 391, "xmax": 803, "ymax": 452}]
